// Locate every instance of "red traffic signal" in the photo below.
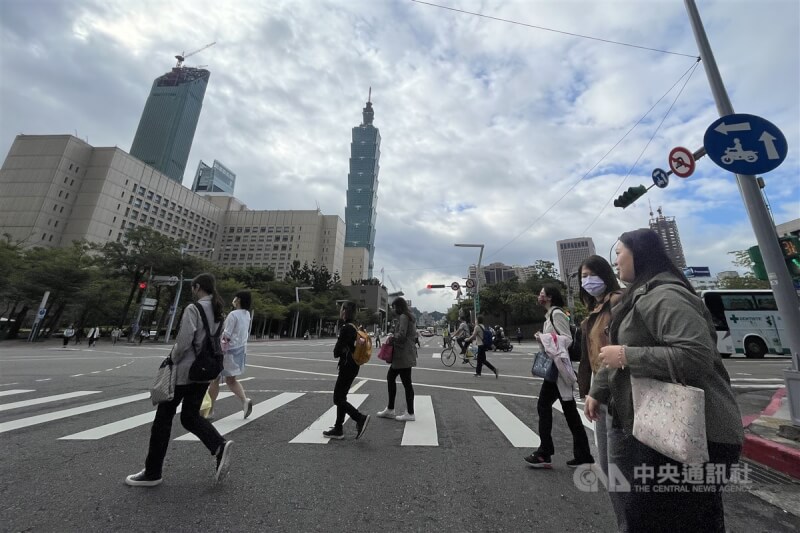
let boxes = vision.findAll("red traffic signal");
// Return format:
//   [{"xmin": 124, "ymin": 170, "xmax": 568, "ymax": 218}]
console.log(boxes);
[
  {"xmin": 426, "ymin": 284, "xmax": 445, "ymax": 289},
  {"xmin": 138, "ymin": 281, "xmax": 148, "ymax": 290}
]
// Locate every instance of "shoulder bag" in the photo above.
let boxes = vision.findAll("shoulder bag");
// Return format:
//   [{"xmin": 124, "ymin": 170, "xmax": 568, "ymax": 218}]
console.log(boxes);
[
  {"xmin": 150, "ymin": 355, "xmax": 176, "ymax": 405},
  {"xmin": 531, "ymin": 332, "xmax": 558, "ymax": 382}
]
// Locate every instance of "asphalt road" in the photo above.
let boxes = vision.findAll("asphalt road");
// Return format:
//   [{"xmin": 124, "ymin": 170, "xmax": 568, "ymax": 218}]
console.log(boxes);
[{"xmin": 1, "ymin": 337, "xmax": 798, "ymax": 532}]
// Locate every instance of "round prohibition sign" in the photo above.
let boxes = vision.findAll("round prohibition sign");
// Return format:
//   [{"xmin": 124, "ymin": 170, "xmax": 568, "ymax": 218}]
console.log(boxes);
[
  {"xmin": 451, "ymin": 282, "xmax": 460, "ymax": 291},
  {"xmin": 669, "ymin": 146, "xmax": 695, "ymax": 178},
  {"xmin": 465, "ymin": 278, "xmax": 475, "ymax": 289}
]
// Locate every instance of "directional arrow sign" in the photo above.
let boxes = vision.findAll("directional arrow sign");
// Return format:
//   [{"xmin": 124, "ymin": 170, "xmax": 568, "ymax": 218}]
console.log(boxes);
[
  {"xmin": 704, "ymin": 113, "xmax": 787, "ymax": 175},
  {"xmin": 652, "ymin": 168, "xmax": 670, "ymax": 189}
]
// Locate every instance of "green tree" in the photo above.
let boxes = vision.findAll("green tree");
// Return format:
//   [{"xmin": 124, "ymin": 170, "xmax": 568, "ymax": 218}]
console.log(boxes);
[{"xmin": 722, "ymin": 250, "xmax": 769, "ymax": 289}]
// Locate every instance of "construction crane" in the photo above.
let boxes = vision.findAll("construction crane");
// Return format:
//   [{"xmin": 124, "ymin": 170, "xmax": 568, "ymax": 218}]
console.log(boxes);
[
  {"xmin": 386, "ymin": 274, "xmax": 404, "ymax": 299},
  {"xmin": 175, "ymin": 41, "xmax": 216, "ymax": 68}
]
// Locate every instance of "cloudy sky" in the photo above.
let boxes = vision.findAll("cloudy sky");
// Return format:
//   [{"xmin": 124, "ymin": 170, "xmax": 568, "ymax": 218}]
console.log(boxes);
[{"xmin": 1, "ymin": 0, "xmax": 798, "ymax": 312}]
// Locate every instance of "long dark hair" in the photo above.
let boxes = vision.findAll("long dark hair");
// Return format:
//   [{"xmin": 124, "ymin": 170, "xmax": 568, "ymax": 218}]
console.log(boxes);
[
  {"xmin": 192, "ymin": 273, "xmax": 225, "ymax": 321},
  {"xmin": 578, "ymin": 255, "xmax": 621, "ymax": 309},
  {"xmin": 610, "ymin": 229, "xmax": 695, "ymax": 341},
  {"xmin": 235, "ymin": 290, "xmax": 252, "ymax": 311},
  {"xmin": 392, "ymin": 297, "xmax": 415, "ymax": 322},
  {"xmin": 340, "ymin": 301, "xmax": 357, "ymax": 323},
  {"xmin": 542, "ymin": 284, "xmax": 565, "ymax": 308}
]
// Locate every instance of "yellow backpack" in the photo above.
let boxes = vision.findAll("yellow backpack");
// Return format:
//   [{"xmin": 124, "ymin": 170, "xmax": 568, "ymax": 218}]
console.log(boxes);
[{"xmin": 351, "ymin": 325, "xmax": 372, "ymax": 365}]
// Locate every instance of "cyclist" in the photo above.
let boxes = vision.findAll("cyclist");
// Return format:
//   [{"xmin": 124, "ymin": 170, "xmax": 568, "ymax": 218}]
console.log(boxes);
[{"xmin": 454, "ymin": 318, "xmax": 471, "ymax": 363}]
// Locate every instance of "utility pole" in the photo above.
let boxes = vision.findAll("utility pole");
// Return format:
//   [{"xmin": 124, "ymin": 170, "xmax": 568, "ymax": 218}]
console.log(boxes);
[{"xmin": 686, "ymin": 0, "xmax": 800, "ymax": 425}]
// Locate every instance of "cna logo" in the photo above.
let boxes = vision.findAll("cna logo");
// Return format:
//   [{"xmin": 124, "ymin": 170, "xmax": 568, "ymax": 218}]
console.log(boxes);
[{"xmin": 573, "ymin": 464, "xmax": 631, "ymax": 493}]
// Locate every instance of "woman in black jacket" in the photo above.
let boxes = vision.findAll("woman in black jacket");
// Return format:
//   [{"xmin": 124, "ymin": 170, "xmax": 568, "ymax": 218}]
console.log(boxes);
[{"xmin": 323, "ymin": 301, "xmax": 370, "ymax": 440}]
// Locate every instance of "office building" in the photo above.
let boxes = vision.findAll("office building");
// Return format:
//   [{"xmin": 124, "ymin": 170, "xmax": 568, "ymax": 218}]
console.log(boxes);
[
  {"xmin": 649, "ymin": 206, "xmax": 687, "ymax": 269},
  {"xmin": 192, "ymin": 160, "xmax": 235, "ymax": 194},
  {"xmin": 556, "ymin": 237, "xmax": 597, "ymax": 294},
  {"xmin": 130, "ymin": 67, "xmax": 210, "ymax": 184},
  {"xmin": 776, "ymin": 218, "xmax": 800, "ymax": 238},
  {"xmin": 466, "ymin": 262, "xmax": 517, "ymax": 286},
  {"xmin": 344, "ymin": 92, "xmax": 381, "ymax": 279},
  {"xmin": 0, "ymin": 135, "xmax": 343, "ymax": 279}
]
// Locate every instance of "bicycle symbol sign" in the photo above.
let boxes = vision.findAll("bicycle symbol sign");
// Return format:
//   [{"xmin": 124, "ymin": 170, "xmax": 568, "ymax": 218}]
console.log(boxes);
[{"xmin": 703, "ymin": 113, "xmax": 787, "ymax": 175}]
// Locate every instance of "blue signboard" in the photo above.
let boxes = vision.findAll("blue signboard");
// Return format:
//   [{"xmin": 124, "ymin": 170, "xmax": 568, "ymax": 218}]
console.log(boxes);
[
  {"xmin": 703, "ymin": 113, "xmax": 787, "ymax": 175},
  {"xmin": 652, "ymin": 168, "xmax": 669, "ymax": 189}
]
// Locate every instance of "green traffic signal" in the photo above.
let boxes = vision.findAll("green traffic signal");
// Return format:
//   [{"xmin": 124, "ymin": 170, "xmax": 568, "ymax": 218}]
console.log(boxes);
[
  {"xmin": 613, "ymin": 185, "xmax": 648, "ymax": 209},
  {"xmin": 747, "ymin": 245, "xmax": 769, "ymax": 281}
]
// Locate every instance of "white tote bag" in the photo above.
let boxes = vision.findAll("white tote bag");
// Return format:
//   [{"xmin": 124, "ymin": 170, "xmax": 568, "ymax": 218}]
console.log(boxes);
[
  {"xmin": 631, "ymin": 353, "xmax": 709, "ymax": 465},
  {"xmin": 150, "ymin": 356, "xmax": 176, "ymax": 405}
]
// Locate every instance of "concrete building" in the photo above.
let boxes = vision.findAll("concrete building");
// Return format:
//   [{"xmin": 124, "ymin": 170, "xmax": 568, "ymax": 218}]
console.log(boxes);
[
  {"xmin": 344, "ymin": 283, "xmax": 388, "ymax": 327},
  {"xmin": 344, "ymin": 93, "xmax": 380, "ymax": 279},
  {"xmin": 776, "ymin": 218, "xmax": 800, "ymax": 238},
  {"xmin": 556, "ymin": 237, "xmax": 596, "ymax": 294},
  {"xmin": 0, "ymin": 135, "xmax": 343, "ymax": 279},
  {"xmin": 191, "ymin": 159, "xmax": 235, "ymax": 194},
  {"xmin": 130, "ymin": 67, "xmax": 210, "ymax": 184},
  {"xmin": 649, "ymin": 206, "xmax": 687, "ymax": 269},
  {"xmin": 512, "ymin": 265, "xmax": 537, "ymax": 283}
]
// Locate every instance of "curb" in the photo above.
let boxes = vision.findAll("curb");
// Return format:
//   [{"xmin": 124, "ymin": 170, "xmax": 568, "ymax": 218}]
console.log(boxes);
[{"xmin": 741, "ymin": 387, "xmax": 800, "ymax": 480}]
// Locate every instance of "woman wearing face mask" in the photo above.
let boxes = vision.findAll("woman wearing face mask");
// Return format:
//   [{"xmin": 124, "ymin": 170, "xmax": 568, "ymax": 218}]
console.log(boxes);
[
  {"xmin": 574, "ymin": 255, "xmax": 625, "ymax": 529},
  {"xmin": 524, "ymin": 285, "xmax": 593, "ymax": 469}
]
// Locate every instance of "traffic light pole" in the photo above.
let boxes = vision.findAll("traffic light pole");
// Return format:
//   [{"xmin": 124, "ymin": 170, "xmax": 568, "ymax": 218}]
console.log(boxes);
[
  {"xmin": 129, "ymin": 267, "xmax": 153, "ymax": 343},
  {"xmin": 686, "ymin": 0, "xmax": 800, "ymax": 425}
]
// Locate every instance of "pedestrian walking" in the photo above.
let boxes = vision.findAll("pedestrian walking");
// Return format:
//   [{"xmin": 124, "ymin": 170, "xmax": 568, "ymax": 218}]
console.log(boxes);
[
  {"xmin": 525, "ymin": 285, "xmax": 593, "ymax": 469},
  {"xmin": 376, "ymin": 297, "xmax": 417, "ymax": 421},
  {"xmin": 464, "ymin": 316, "xmax": 498, "ymax": 378},
  {"xmin": 322, "ymin": 301, "xmax": 370, "ymax": 440},
  {"xmin": 62, "ymin": 325, "xmax": 75, "ymax": 347},
  {"xmin": 87, "ymin": 326, "xmax": 100, "ymax": 347},
  {"xmin": 585, "ymin": 229, "xmax": 742, "ymax": 531},
  {"xmin": 125, "ymin": 273, "xmax": 233, "ymax": 487},
  {"xmin": 73, "ymin": 327, "xmax": 82, "ymax": 345},
  {"xmin": 375, "ymin": 329, "xmax": 382, "ymax": 348},
  {"xmin": 111, "ymin": 327, "xmax": 122, "ymax": 345},
  {"xmin": 516, "ymin": 327, "xmax": 522, "ymax": 345},
  {"xmin": 208, "ymin": 291, "xmax": 253, "ymax": 420}
]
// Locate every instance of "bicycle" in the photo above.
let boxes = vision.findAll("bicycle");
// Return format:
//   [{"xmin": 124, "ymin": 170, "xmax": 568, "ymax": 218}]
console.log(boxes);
[{"xmin": 441, "ymin": 343, "xmax": 476, "ymax": 368}]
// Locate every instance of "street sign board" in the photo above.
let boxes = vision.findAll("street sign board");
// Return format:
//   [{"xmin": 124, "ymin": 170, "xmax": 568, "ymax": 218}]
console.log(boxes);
[
  {"xmin": 668, "ymin": 146, "xmax": 695, "ymax": 178},
  {"xmin": 465, "ymin": 278, "xmax": 475, "ymax": 289},
  {"xmin": 142, "ymin": 305, "xmax": 156, "ymax": 311},
  {"xmin": 37, "ymin": 308, "xmax": 47, "ymax": 319},
  {"xmin": 153, "ymin": 275, "xmax": 179, "ymax": 286},
  {"xmin": 451, "ymin": 282, "xmax": 460, "ymax": 291},
  {"xmin": 144, "ymin": 298, "xmax": 157, "ymax": 306},
  {"xmin": 703, "ymin": 113, "xmax": 788, "ymax": 175},
  {"xmin": 652, "ymin": 168, "xmax": 670, "ymax": 189}
]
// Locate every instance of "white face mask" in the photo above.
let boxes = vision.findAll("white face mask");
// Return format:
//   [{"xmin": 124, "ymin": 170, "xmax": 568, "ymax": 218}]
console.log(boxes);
[{"xmin": 581, "ymin": 275, "xmax": 607, "ymax": 298}]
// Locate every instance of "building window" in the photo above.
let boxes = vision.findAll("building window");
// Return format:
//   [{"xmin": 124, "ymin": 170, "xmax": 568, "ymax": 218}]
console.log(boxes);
[
  {"xmin": 75, "ymin": 167, "xmax": 79, "ymax": 173},
  {"xmin": 70, "ymin": 179, "xmax": 74, "ymax": 186},
  {"xmin": 64, "ymin": 193, "xmax": 69, "ymax": 200},
  {"xmin": 41, "ymin": 233, "xmax": 46, "ymax": 240},
  {"xmin": 58, "ymin": 191, "xmax": 63, "ymax": 198},
  {"xmin": 49, "ymin": 235, "xmax": 53, "ymax": 242},
  {"xmin": 60, "ymin": 206, "xmax": 64, "ymax": 213},
  {"xmin": 143, "ymin": 202, "xmax": 151, "ymax": 212},
  {"xmin": 54, "ymin": 221, "xmax": 59, "ymax": 228},
  {"xmin": 69, "ymin": 164, "xmax": 73, "ymax": 170},
  {"xmin": 134, "ymin": 198, "xmax": 142, "ymax": 208},
  {"xmin": 64, "ymin": 176, "xmax": 69, "ymax": 184},
  {"xmin": 138, "ymin": 186, "xmax": 146, "ymax": 196},
  {"xmin": 147, "ymin": 191, "xmax": 154, "ymax": 200}
]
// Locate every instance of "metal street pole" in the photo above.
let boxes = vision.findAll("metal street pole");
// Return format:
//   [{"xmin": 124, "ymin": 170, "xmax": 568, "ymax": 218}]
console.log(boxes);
[
  {"xmin": 292, "ymin": 286, "xmax": 313, "ymax": 338},
  {"xmin": 686, "ymin": 0, "xmax": 800, "ymax": 425},
  {"xmin": 165, "ymin": 246, "xmax": 214, "ymax": 344},
  {"xmin": 129, "ymin": 266, "xmax": 153, "ymax": 342},
  {"xmin": 455, "ymin": 243, "xmax": 485, "ymax": 320}
]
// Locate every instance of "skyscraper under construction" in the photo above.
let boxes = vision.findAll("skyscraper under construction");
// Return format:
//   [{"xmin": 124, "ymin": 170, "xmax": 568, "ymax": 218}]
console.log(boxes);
[{"xmin": 649, "ymin": 206, "xmax": 687, "ymax": 269}]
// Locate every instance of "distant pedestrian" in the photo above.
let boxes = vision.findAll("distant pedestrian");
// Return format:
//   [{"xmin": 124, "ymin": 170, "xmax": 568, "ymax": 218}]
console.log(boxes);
[
  {"xmin": 516, "ymin": 327, "xmax": 522, "ymax": 345},
  {"xmin": 125, "ymin": 272, "xmax": 233, "ymax": 487},
  {"xmin": 62, "ymin": 325, "xmax": 75, "ymax": 347},
  {"xmin": 87, "ymin": 326, "xmax": 100, "ymax": 347},
  {"xmin": 303, "ymin": 329, "xmax": 310, "ymax": 340},
  {"xmin": 322, "ymin": 301, "xmax": 370, "ymax": 440},
  {"xmin": 73, "ymin": 327, "xmax": 82, "ymax": 345},
  {"xmin": 377, "ymin": 297, "xmax": 417, "ymax": 421},
  {"xmin": 464, "ymin": 316, "xmax": 498, "ymax": 378},
  {"xmin": 139, "ymin": 329, "xmax": 149, "ymax": 344},
  {"xmin": 111, "ymin": 327, "xmax": 122, "ymax": 345},
  {"xmin": 375, "ymin": 330, "xmax": 381, "ymax": 348},
  {"xmin": 208, "ymin": 291, "xmax": 253, "ymax": 420}
]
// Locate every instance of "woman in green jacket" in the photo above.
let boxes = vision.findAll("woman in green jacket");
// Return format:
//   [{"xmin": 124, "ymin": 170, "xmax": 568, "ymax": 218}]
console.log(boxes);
[
  {"xmin": 585, "ymin": 229, "xmax": 743, "ymax": 532},
  {"xmin": 377, "ymin": 297, "xmax": 418, "ymax": 421}
]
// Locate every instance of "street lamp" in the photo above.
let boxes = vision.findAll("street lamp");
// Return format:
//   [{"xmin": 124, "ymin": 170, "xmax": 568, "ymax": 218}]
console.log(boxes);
[
  {"xmin": 454, "ymin": 243, "xmax": 484, "ymax": 323},
  {"xmin": 292, "ymin": 286, "xmax": 313, "ymax": 338}
]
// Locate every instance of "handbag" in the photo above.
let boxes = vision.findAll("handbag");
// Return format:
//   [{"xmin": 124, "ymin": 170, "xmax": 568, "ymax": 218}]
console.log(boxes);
[
  {"xmin": 631, "ymin": 352, "xmax": 709, "ymax": 464},
  {"xmin": 531, "ymin": 351, "xmax": 558, "ymax": 382},
  {"xmin": 377, "ymin": 340, "xmax": 394, "ymax": 363},
  {"xmin": 150, "ymin": 356, "xmax": 176, "ymax": 405}
]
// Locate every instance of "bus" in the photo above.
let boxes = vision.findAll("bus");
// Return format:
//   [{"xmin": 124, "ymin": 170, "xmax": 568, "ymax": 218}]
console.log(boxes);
[{"xmin": 699, "ymin": 289, "xmax": 793, "ymax": 358}]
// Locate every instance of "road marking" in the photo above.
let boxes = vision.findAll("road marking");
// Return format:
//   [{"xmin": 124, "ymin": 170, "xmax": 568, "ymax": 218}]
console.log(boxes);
[
  {"xmin": 399, "ymin": 395, "xmax": 437, "ymax": 446},
  {"xmin": 732, "ymin": 384, "xmax": 782, "ymax": 390},
  {"xmin": 730, "ymin": 378, "xmax": 785, "ymax": 382},
  {"xmin": 474, "ymin": 396, "xmax": 540, "ymax": 448},
  {"xmin": 0, "ymin": 389, "xmax": 34, "ymax": 398},
  {"xmin": 34, "ymin": 378, "xmax": 52, "ymax": 382},
  {"xmin": 176, "ymin": 392, "xmax": 304, "ymax": 441},
  {"xmin": 553, "ymin": 400, "xmax": 594, "ymax": 431},
  {"xmin": 0, "ymin": 392, "xmax": 150, "ymax": 434},
  {"xmin": 0, "ymin": 391, "xmax": 101, "ymax": 413},
  {"xmin": 60, "ymin": 392, "xmax": 236, "ymax": 440},
  {"xmin": 289, "ymin": 393, "xmax": 368, "ymax": 444},
  {"xmin": 71, "ymin": 374, "xmax": 84, "ymax": 377},
  {"xmin": 349, "ymin": 379, "xmax": 368, "ymax": 393}
]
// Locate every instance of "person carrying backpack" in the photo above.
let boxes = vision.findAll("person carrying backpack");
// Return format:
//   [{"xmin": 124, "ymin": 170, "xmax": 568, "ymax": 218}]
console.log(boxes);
[
  {"xmin": 125, "ymin": 273, "xmax": 233, "ymax": 487},
  {"xmin": 464, "ymin": 316, "xmax": 498, "ymax": 378},
  {"xmin": 323, "ymin": 301, "xmax": 370, "ymax": 440}
]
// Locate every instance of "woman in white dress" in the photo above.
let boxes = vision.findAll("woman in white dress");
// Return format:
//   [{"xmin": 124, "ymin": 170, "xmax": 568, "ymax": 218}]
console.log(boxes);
[{"xmin": 208, "ymin": 291, "xmax": 253, "ymax": 419}]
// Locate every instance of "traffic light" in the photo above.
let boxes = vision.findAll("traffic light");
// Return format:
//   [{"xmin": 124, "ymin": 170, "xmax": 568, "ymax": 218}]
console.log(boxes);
[
  {"xmin": 426, "ymin": 284, "xmax": 445, "ymax": 289},
  {"xmin": 779, "ymin": 236, "xmax": 800, "ymax": 278},
  {"xmin": 747, "ymin": 246, "xmax": 768, "ymax": 281},
  {"xmin": 613, "ymin": 185, "xmax": 648, "ymax": 209},
  {"xmin": 138, "ymin": 281, "xmax": 148, "ymax": 290}
]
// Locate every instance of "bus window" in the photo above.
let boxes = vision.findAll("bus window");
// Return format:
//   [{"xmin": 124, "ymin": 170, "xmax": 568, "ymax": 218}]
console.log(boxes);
[
  {"xmin": 703, "ymin": 293, "xmax": 728, "ymax": 331},
  {"xmin": 754, "ymin": 294, "xmax": 778, "ymax": 310},
  {"xmin": 721, "ymin": 295, "xmax": 755, "ymax": 311}
]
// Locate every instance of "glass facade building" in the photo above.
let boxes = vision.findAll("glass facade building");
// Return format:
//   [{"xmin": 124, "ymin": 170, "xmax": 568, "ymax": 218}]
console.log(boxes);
[
  {"xmin": 344, "ymin": 97, "xmax": 380, "ymax": 278},
  {"xmin": 130, "ymin": 67, "xmax": 210, "ymax": 184},
  {"xmin": 192, "ymin": 159, "xmax": 236, "ymax": 194}
]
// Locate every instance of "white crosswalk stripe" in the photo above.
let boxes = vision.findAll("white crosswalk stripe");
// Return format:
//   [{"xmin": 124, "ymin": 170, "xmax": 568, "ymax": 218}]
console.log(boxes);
[
  {"xmin": 289, "ymin": 394, "xmax": 368, "ymax": 444},
  {"xmin": 474, "ymin": 396, "xmax": 540, "ymax": 448},
  {"xmin": 0, "ymin": 391, "xmax": 101, "ymax": 412},
  {"xmin": 401, "ymin": 395, "xmax": 437, "ymax": 446}
]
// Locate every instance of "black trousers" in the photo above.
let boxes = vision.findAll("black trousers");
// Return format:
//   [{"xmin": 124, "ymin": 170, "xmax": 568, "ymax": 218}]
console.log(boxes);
[
  {"xmin": 475, "ymin": 345, "xmax": 496, "ymax": 375},
  {"xmin": 536, "ymin": 379, "xmax": 592, "ymax": 460},
  {"xmin": 145, "ymin": 382, "xmax": 225, "ymax": 477},
  {"xmin": 457, "ymin": 338, "xmax": 470, "ymax": 355},
  {"xmin": 386, "ymin": 367, "xmax": 414, "ymax": 414},
  {"xmin": 333, "ymin": 358, "xmax": 363, "ymax": 428}
]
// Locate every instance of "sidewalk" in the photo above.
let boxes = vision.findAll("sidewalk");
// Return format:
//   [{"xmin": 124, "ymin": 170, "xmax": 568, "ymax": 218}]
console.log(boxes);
[{"xmin": 742, "ymin": 387, "xmax": 800, "ymax": 480}]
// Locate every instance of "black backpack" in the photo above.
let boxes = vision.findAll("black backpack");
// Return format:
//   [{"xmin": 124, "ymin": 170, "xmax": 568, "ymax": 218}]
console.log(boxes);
[
  {"xmin": 550, "ymin": 307, "xmax": 581, "ymax": 362},
  {"xmin": 188, "ymin": 304, "xmax": 224, "ymax": 382}
]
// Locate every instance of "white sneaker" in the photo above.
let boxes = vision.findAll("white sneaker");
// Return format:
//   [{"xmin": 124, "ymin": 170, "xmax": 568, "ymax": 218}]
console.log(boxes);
[
  {"xmin": 395, "ymin": 412, "xmax": 416, "ymax": 422},
  {"xmin": 243, "ymin": 398, "xmax": 253, "ymax": 419},
  {"xmin": 376, "ymin": 407, "xmax": 395, "ymax": 418}
]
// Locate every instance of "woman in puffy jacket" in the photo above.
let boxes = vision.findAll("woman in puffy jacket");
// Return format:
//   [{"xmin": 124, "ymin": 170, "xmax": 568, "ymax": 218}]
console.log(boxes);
[{"xmin": 376, "ymin": 297, "xmax": 418, "ymax": 421}]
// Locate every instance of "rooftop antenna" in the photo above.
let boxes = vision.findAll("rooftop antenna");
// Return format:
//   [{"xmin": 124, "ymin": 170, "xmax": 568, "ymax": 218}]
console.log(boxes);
[
  {"xmin": 648, "ymin": 199, "xmax": 654, "ymax": 218},
  {"xmin": 175, "ymin": 41, "xmax": 216, "ymax": 68},
  {"xmin": 368, "ymin": 86, "xmax": 371, "ymax": 103}
]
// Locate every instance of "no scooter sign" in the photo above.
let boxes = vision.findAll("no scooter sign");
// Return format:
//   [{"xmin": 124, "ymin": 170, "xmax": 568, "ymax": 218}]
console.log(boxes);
[{"xmin": 668, "ymin": 146, "xmax": 695, "ymax": 178}]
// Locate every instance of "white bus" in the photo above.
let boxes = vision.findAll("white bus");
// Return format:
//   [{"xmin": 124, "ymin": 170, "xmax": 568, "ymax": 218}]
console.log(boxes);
[{"xmin": 699, "ymin": 289, "xmax": 792, "ymax": 358}]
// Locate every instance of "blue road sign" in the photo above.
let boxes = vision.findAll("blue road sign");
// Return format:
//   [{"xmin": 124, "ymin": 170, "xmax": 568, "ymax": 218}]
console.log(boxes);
[
  {"xmin": 652, "ymin": 168, "xmax": 670, "ymax": 189},
  {"xmin": 703, "ymin": 113, "xmax": 787, "ymax": 175}
]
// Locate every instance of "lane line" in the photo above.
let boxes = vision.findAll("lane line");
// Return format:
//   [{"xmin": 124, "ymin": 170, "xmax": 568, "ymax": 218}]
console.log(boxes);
[
  {"xmin": 176, "ymin": 392, "xmax": 305, "ymax": 441},
  {"xmin": 474, "ymin": 396, "xmax": 540, "ymax": 448},
  {"xmin": 400, "ymin": 395, "xmax": 437, "ymax": 446},
  {"xmin": 60, "ymin": 393, "xmax": 235, "ymax": 440},
  {"xmin": 0, "ymin": 391, "xmax": 101, "ymax": 413},
  {"xmin": 35, "ymin": 378, "xmax": 52, "ymax": 382},
  {"xmin": 0, "ymin": 392, "xmax": 150, "ymax": 434},
  {"xmin": 289, "ymin": 394, "xmax": 368, "ymax": 444}
]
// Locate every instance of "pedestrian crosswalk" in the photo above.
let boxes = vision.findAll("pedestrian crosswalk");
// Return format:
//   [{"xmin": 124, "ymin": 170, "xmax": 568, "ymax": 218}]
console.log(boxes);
[{"xmin": 1, "ymin": 386, "xmax": 588, "ymax": 449}]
